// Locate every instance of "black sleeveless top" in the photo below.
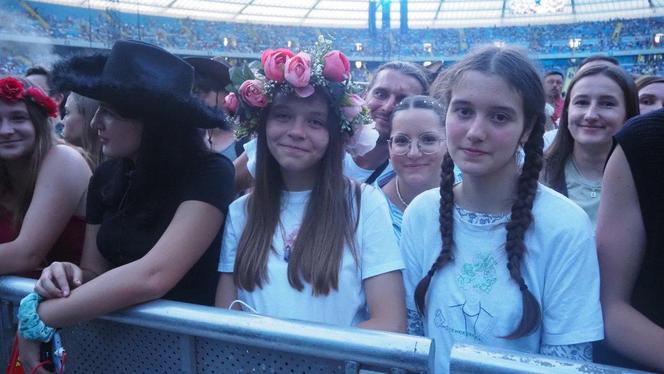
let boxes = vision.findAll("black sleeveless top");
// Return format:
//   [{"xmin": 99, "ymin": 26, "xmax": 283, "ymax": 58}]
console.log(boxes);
[{"xmin": 594, "ymin": 109, "xmax": 664, "ymax": 371}]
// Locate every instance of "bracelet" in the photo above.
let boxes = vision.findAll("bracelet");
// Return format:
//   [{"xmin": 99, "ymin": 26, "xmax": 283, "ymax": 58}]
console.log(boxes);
[{"xmin": 17, "ymin": 292, "xmax": 56, "ymax": 342}]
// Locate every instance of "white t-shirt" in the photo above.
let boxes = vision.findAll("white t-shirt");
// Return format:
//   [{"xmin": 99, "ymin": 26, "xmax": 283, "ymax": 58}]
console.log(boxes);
[
  {"xmin": 543, "ymin": 129, "xmax": 558, "ymax": 151},
  {"xmin": 219, "ymin": 184, "xmax": 404, "ymax": 327},
  {"xmin": 244, "ymin": 138, "xmax": 394, "ymax": 183},
  {"xmin": 401, "ymin": 185, "xmax": 603, "ymax": 373}
]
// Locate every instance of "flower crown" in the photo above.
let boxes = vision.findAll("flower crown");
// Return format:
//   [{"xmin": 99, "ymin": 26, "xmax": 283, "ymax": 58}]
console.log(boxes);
[
  {"xmin": 225, "ymin": 37, "xmax": 376, "ymax": 153},
  {"xmin": 0, "ymin": 77, "xmax": 58, "ymax": 118}
]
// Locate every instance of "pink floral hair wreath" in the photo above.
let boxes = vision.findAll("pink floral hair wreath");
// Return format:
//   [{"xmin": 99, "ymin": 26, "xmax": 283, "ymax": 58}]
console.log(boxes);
[
  {"xmin": 0, "ymin": 77, "xmax": 58, "ymax": 118},
  {"xmin": 226, "ymin": 37, "xmax": 378, "ymax": 156}
]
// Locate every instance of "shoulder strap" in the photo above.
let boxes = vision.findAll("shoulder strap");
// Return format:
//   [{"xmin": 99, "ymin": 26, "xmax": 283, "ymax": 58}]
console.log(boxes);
[{"xmin": 364, "ymin": 160, "xmax": 389, "ymax": 184}]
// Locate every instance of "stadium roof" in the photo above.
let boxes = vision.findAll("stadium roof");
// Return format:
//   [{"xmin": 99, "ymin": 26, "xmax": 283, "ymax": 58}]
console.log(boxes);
[{"xmin": 30, "ymin": 0, "xmax": 664, "ymax": 28}]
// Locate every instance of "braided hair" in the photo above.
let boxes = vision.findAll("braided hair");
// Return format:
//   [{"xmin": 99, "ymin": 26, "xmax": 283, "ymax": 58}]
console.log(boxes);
[{"xmin": 419, "ymin": 45, "xmax": 547, "ymax": 339}]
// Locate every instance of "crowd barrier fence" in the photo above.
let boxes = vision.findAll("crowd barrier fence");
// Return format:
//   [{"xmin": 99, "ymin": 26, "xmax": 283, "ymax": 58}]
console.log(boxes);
[{"xmin": 0, "ymin": 276, "xmax": 653, "ymax": 373}]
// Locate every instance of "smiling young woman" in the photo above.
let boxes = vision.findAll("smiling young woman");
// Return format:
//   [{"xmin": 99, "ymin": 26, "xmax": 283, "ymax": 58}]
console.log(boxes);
[
  {"xmin": 542, "ymin": 65, "xmax": 639, "ymax": 225},
  {"xmin": 215, "ymin": 44, "xmax": 406, "ymax": 333},
  {"xmin": 0, "ymin": 76, "xmax": 90, "ymax": 277}
]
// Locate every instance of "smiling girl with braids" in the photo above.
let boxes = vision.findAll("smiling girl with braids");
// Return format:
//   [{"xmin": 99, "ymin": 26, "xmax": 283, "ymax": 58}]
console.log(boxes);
[{"xmin": 400, "ymin": 46, "xmax": 604, "ymax": 372}]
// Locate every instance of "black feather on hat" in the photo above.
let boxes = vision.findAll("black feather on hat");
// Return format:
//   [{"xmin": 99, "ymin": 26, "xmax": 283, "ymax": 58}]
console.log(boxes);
[{"xmin": 51, "ymin": 40, "xmax": 229, "ymax": 130}]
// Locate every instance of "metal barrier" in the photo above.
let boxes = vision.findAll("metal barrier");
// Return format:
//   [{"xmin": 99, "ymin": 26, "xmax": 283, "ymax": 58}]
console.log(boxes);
[
  {"xmin": 1, "ymin": 275, "xmax": 654, "ymax": 374},
  {"xmin": 450, "ymin": 343, "xmax": 653, "ymax": 373},
  {"xmin": 0, "ymin": 276, "xmax": 434, "ymax": 373}
]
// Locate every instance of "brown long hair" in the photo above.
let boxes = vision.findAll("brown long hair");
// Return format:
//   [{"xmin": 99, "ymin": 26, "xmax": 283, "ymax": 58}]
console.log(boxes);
[
  {"xmin": 0, "ymin": 77, "xmax": 58, "ymax": 230},
  {"xmin": 233, "ymin": 88, "xmax": 360, "ymax": 296},
  {"xmin": 542, "ymin": 65, "xmax": 639, "ymax": 193},
  {"xmin": 67, "ymin": 92, "xmax": 102, "ymax": 169},
  {"xmin": 422, "ymin": 46, "xmax": 546, "ymax": 339}
]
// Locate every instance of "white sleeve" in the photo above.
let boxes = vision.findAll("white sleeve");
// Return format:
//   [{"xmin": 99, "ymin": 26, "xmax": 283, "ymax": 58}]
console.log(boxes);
[
  {"xmin": 358, "ymin": 185, "xmax": 404, "ymax": 279},
  {"xmin": 243, "ymin": 138, "xmax": 257, "ymax": 179},
  {"xmin": 541, "ymin": 216, "xmax": 604, "ymax": 345},
  {"xmin": 400, "ymin": 198, "xmax": 426, "ymax": 313},
  {"xmin": 343, "ymin": 153, "xmax": 375, "ymax": 182},
  {"xmin": 218, "ymin": 201, "xmax": 243, "ymax": 273}
]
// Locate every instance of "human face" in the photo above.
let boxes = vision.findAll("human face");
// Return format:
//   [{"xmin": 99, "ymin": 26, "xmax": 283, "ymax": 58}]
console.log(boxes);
[
  {"xmin": 365, "ymin": 69, "xmax": 424, "ymax": 139},
  {"xmin": 567, "ymin": 75, "xmax": 626, "ymax": 148},
  {"xmin": 0, "ymin": 100, "xmax": 36, "ymax": 161},
  {"xmin": 446, "ymin": 71, "xmax": 528, "ymax": 180},
  {"xmin": 62, "ymin": 95, "xmax": 85, "ymax": 145},
  {"xmin": 266, "ymin": 94, "xmax": 330, "ymax": 190},
  {"xmin": 638, "ymin": 82, "xmax": 664, "ymax": 114},
  {"xmin": 389, "ymin": 108, "xmax": 446, "ymax": 187},
  {"xmin": 544, "ymin": 74, "xmax": 563, "ymax": 101},
  {"xmin": 197, "ymin": 89, "xmax": 227, "ymax": 112},
  {"xmin": 26, "ymin": 74, "xmax": 50, "ymax": 96},
  {"xmin": 90, "ymin": 103, "xmax": 143, "ymax": 160}
]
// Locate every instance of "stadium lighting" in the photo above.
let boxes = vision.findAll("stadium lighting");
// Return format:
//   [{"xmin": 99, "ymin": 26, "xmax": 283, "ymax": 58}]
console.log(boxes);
[
  {"xmin": 655, "ymin": 33, "xmax": 664, "ymax": 44},
  {"xmin": 568, "ymin": 38, "xmax": 582, "ymax": 50},
  {"xmin": 423, "ymin": 42, "xmax": 432, "ymax": 53}
]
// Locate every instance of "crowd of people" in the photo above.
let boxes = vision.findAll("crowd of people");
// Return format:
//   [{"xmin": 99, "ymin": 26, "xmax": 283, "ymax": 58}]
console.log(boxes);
[
  {"xmin": 1, "ymin": 20, "xmax": 664, "ymax": 374},
  {"xmin": 2, "ymin": 0, "xmax": 663, "ymax": 61}
]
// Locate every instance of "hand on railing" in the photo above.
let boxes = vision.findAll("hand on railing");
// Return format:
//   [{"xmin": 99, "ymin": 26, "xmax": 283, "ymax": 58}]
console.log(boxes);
[{"xmin": 35, "ymin": 262, "xmax": 83, "ymax": 299}]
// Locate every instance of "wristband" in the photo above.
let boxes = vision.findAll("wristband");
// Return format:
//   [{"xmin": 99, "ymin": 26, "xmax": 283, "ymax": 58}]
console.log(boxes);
[{"xmin": 17, "ymin": 292, "xmax": 56, "ymax": 342}]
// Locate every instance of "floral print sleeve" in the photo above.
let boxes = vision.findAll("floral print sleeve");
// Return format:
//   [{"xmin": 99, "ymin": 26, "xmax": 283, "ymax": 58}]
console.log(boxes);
[
  {"xmin": 407, "ymin": 309, "xmax": 424, "ymax": 336},
  {"xmin": 540, "ymin": 343, "xmax": 593, "ymax": 362}
]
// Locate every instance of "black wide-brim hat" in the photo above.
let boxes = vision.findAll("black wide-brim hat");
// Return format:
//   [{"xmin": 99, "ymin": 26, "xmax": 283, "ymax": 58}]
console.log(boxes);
[
  {"xmin": 52, "ymin": 40, "xmax": 229, "ymax": 129},
  {"xmin": 184, "ymin": 57, "xmax": 231, "ymax": 91}
]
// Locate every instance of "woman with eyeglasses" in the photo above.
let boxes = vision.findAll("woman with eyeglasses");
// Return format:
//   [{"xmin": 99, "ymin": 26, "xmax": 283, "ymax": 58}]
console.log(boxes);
[{"xmin": 378, "ymin": 95, "xmax": 447, "ymax": 241}]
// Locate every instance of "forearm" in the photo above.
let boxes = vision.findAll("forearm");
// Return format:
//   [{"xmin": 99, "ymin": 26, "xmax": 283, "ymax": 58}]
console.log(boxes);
[
  {"xmin": 353, "ymin": 143, "xmax": 389, "ymax": 170},
  {"xmin": 36, "ymin": 260, "xmax": 163, "ymax": 328},
  {"xmin": 603, "ymin": 301, "xmax": 664, "ymax": 370},
  {"xmin": 0, "ymin": 242, "xmax": 43, "ymax": 275},
  {"xmin": 357, "ymin": 313, "xmax": 406, "ymax": 333}
]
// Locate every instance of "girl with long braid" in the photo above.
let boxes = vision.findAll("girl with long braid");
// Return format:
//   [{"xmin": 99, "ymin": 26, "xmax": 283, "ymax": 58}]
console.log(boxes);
[{"xmin": 400, "ymin": 46, "xmax": 604, "ymax": 372}]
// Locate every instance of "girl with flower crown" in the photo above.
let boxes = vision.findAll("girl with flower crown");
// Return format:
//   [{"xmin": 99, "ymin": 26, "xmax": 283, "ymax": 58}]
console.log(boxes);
[
  {"xmin": 401, "ymin": 46, "xmax": 604, "ymax": 372},
  {"xmin": 0, "ymin": 76, "xmax": 91, "ymax": 276},
  {"xmin": 215, "ymin": 42, "xmax": 406, "ymax": 332}
]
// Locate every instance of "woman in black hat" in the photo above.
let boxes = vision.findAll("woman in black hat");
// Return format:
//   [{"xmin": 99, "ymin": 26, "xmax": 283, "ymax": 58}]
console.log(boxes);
[{"xmin": 17, "ymin": 40, "xmax": 234, "ymax": 372}]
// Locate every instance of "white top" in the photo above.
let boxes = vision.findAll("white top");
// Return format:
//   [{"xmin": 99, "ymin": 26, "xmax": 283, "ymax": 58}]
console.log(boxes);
[
  {"xmin": 564, "ymin": 159, "xmax": 602, "ymax": 226},
  {"xmin": 219, "ymin": 184, "xmax": 404, "ymax": 327},
  {"xmin": 401, "ymin": 185, "xmax": 603, "ymax": 373},
  {"xmin": 243, "ymin": 138, "xmax": 393, "ymax": 183},
  {"xmin": 543, "ymin": 129, "xmax": 558, "ymax": 151}
]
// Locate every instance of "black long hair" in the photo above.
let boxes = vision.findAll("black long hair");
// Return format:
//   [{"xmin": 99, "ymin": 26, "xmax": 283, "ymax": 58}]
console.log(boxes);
[{"xmin": 100, "ymin": 103, "xmax": 209, "ymax": 226}]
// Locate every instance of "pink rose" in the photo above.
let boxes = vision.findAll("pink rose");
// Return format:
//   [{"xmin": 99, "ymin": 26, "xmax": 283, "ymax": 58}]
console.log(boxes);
[
  {"xmin": 224, "ymin": 92, "xmax": 239, "ymax": 113},
  {"xmin": 284, "ymin": 52, "xmax": 314, "ymax": 98},
  {"xmin": 262, "ymin": 48, "xmax": 294, "ymax": 82},
  {"xmin": 323, "ymin": 50, "xmax": 350, "ymax": 82},
  {"xmin": 341, "ymin": 94, "xmax": 365, "ymax": 121},
  {"xmin": 239, "ymin": 80, "xmax": 268, "ymax": 108}
]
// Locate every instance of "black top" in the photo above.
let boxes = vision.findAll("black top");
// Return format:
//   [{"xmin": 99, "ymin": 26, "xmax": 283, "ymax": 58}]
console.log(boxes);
[
  {"xmin": 87, "ymin": 152, "xmax": 235, "ymax": 306},
  {"xmin": 594, "ymin": 109, "xmax": 664, "ymax": 371}
]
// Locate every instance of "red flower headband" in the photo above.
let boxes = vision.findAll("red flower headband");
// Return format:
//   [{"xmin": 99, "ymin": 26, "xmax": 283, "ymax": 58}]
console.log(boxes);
[{"xmin": 0, "ymin": 77, "xmax": 58, "ymax": 118}]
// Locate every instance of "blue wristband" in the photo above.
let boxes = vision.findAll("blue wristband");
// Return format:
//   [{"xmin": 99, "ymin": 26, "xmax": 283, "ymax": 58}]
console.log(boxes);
[{"xmin": 18, "ymin": 292, "xmax": 56, "ymax": 342}]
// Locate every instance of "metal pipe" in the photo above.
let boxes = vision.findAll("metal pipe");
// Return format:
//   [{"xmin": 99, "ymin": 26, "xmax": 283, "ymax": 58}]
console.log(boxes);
[
  {"xmin": 0, "ymin": 276, "xmax": 433, "ymax": 372},
  {"xmin": 450, "ymin": 343, "xmax": 653, "ymax": 373}
]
